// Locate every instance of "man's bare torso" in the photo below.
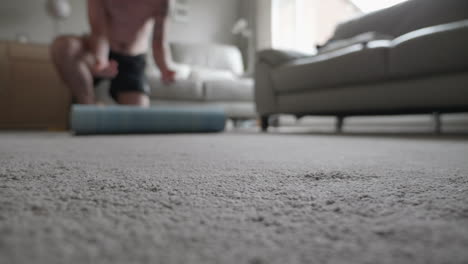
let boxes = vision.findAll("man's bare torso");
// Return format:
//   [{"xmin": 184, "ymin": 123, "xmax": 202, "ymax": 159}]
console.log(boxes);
[{"xmin": 102, "ymin": 0, "xmax": 167, "ymax": 55}]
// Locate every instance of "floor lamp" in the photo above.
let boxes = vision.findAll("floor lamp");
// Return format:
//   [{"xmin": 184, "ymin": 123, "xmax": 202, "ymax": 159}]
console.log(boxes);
[
  {"xmin": 46, "ymin": 0, "xmax": 71, "ymax": 37},
  {"xmin": 232, "ymin": 18, "xmax": 254, "ymax": 76}
]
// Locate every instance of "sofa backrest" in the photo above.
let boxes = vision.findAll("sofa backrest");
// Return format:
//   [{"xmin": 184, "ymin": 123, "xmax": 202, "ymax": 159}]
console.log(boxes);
[
  {"xmin": 330, "ymin": 0, "xmax": 468, "ymax": 41},
  {"xmin": 170, "ymin": 42, "xmax": 244, "ymax": 76}
]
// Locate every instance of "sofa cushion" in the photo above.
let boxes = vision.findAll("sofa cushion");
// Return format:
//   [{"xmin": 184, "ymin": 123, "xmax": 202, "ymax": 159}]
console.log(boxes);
[
  {"xmin": 189, "ymin": 67, "xmax": 236, "ymax": 81},
  {"xmin": 272, "ymin": 43, "xmax": 390, "ymax": 94},
  {"xmin": 147, "ymin": 73, "xmax": 203, "ymax": 101},
  {"xmin": 170, "ymin": 42, "xmax": 245, "ymax": 76},
  {"xmin": 171, "ymin": 63, "xmax": 192, "ymax": 80},
  {"xmin": 146, "ymin": 62, "xmax": 192, "ymax": 80},
  {"xmin": 389, "ymin": 20, "xmax": 468, "ymax": 78},
  {"xmin": 204, "ymin": 78, "xmax": 254, "ymax": 102}
]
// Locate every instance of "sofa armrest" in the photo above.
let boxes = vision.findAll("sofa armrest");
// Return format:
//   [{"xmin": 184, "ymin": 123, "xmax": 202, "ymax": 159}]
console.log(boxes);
[
  {"xmin": 257, "ymin": 49, "xmax": 309, "ymax": 67},
  {"xmin": 255, "ymin": 49, "xmax": 313, "ymax": 115}
]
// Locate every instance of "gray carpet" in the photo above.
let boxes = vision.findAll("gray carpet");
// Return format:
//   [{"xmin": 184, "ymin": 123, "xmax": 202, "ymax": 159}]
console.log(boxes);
[{"xmin": 1, "ymin": 131, "xmax": 468, "ymax": 264}]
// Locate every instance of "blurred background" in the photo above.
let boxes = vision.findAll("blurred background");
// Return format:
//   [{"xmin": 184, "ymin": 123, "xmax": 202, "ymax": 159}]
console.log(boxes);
[{"xmin": 0, "ymin": 0, "xmax": 467, "ymax": 133}]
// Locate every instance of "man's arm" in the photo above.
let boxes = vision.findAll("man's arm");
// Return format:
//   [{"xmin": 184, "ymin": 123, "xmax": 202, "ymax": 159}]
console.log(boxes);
[
  {"xmin": 87, "ymin": 0, "xmax": 116, "ymax": 76},
  {"xmin": 152, "ymin": 0, "xmax": 175, "ymax": 84}
]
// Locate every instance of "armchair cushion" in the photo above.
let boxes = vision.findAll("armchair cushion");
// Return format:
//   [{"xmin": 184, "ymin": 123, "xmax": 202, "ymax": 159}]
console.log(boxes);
[
  {"xmin": 189, "ymin": 67, "xmax": 236, "ymax": 81},
  {"xmin": 170, "ymin": 42, "xmax": 245, "ymax": 76},
  {"xmin": 147, "ymin": 73, "xmax": 204, "ymax": 101},
  {"xmin": 204, "ymin": 78, "xmax": 254, "ymax": 102},
  {"xmin": 145, "ymin": 61, "xmax": 192, "ymax": 80}
]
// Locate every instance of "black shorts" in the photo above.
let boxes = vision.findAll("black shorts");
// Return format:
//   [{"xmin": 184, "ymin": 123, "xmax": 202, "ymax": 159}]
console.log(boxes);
[{"xmin": 93, "ymin": 51, "xmax": 150, "ymax": 101}]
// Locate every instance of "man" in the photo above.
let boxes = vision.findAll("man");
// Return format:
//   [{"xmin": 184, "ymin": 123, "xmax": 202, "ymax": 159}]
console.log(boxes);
[{"xmin": 51, "ymin": 0, "xmax": 175, "ymax": 107}]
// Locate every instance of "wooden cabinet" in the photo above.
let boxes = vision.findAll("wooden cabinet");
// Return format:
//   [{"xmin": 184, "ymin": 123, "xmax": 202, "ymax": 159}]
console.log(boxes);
[{"xmin": 0, "ymin": 42, "xmax": 70, "ymax": 130}]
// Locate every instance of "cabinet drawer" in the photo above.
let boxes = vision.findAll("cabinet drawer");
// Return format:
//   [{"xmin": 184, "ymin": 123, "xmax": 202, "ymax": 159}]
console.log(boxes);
[
  {"xmin": 0, "ymin": 42, "xmax": 7, "ymax": 57},
  {"xmin": 1, "ymin": 61, "xmax": 69, "ymax": 129},
  {"xmin": 0, "ymin": 42, "xmax": 8, "ymax": 93},
  {"xmin": 9, "ymin": 43, "xmax": 50, "ymax": 62}
]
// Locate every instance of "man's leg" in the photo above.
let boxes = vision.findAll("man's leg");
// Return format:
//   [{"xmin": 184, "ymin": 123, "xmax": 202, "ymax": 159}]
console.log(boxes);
[
  {"xmin": 117, "ymin": 92, "xmax": 150, "ymax": 107},
  {"xmin": 50, "ymin": 36, "xmax": 95, "ymax": 104}
]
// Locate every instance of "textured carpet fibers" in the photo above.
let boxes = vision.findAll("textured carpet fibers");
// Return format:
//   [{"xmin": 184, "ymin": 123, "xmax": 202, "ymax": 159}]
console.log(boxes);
[{"xmin": 1, "ymin": 132, "xmax": 468, "ymax": 264}]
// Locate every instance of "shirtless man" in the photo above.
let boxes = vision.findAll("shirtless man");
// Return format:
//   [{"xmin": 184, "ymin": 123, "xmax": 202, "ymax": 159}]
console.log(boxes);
[{"xmin": 50, "ymin": 0, "xmax": 175, "ymax": 107}]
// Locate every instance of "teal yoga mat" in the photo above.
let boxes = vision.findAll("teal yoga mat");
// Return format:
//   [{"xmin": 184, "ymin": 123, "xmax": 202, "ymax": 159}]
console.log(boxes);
[{"xmin": 70, "ymin": 105, "xmax": 226, "ymax": 135}]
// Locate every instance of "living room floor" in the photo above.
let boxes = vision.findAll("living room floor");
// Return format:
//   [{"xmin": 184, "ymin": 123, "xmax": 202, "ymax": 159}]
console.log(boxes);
[{"xmin": 1, "ymin": 119, "xmax": 468, "ymax": 264}]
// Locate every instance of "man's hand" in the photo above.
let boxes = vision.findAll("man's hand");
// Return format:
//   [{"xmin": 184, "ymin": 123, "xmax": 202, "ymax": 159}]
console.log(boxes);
[
  {"xmin": 161, "ymin": 69, "xmax": 176, "ymax": 84},
  {"xmin": 93, "ymin": 58, "xmax": 119, "ymax": 78},
  {"xmin": 83, "ymin": 47, "xmax": 119, "ymax": 79}
]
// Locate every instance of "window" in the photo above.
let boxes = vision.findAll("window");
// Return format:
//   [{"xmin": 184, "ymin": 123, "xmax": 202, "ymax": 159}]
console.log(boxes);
[
  {"xmin": 350, "ymin": 0, "xmax": 409, "ymax": 13},
  {"xmin": 272, "ymin": 0, "xmax": 317, "ymax": 54},
  {"xmin": 271, "ymin": 0, "xmax": 359, "ymax": 53}
]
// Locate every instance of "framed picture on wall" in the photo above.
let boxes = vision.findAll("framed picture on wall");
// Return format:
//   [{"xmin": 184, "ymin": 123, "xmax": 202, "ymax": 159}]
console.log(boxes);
[{"xmin": 171, "ymin": 0, "xmax": 190, "ymax": 23}]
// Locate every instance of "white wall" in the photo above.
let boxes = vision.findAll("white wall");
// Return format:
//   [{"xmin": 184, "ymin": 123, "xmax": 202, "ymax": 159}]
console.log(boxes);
[
  {"xmin": 168, "ymin": 0, "xmax": 239, "ymax": 45},
  {"xmin": 0, "ymin": 0, "xmax": 88, "ymax": 44},
  {"xmin": 239, "ymin": 0, "xmax": 273, "ymax": 51},
  {"xmin": 0, "ymin": 0, "xmax": 240, "ymax": 45}
]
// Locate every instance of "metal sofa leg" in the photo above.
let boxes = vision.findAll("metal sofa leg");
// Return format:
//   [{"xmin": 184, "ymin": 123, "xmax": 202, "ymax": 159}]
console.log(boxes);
[
  {"xmin": 232, "ymin": 118, "xmax": 240, "ymax": 128},
  {"xmin": 432, "ymin": 112, "xmax": 442, "ymax": 134},
  {"xmin": 270, "ymin": 115, "xmax": 280, "ymax": 128},
  {"xmin": 336, "ymin": 116, "xmax": 345, "ymax": 133},
  {"xmin": 260, "ymin": 115, "xmax": 270, "ymax": 132}
]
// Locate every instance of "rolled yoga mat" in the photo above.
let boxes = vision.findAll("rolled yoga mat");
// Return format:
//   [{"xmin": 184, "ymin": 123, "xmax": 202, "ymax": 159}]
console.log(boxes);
[{"xmin": 70, "ymin": 105, "xmax": 226, "ymax": 135}]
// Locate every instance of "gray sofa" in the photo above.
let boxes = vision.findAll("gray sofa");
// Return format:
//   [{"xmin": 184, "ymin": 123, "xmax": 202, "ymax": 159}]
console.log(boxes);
[
  {"xmin": 97, "ymin": 42, "xmax": 256, "ymax": 120},
  {"xmin": 255, "ymin": 0, "xmax": 468, "ymax": 132}
]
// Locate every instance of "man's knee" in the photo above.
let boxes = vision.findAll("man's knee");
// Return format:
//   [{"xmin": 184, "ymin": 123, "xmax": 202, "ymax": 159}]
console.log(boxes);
[
  {"xmin": 117, "ymin": 92, "xmax": 150, "ymax": 107},
  {"xmin": 50, "ymin": 36, "xmax": 83, "ymax": 60}
]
